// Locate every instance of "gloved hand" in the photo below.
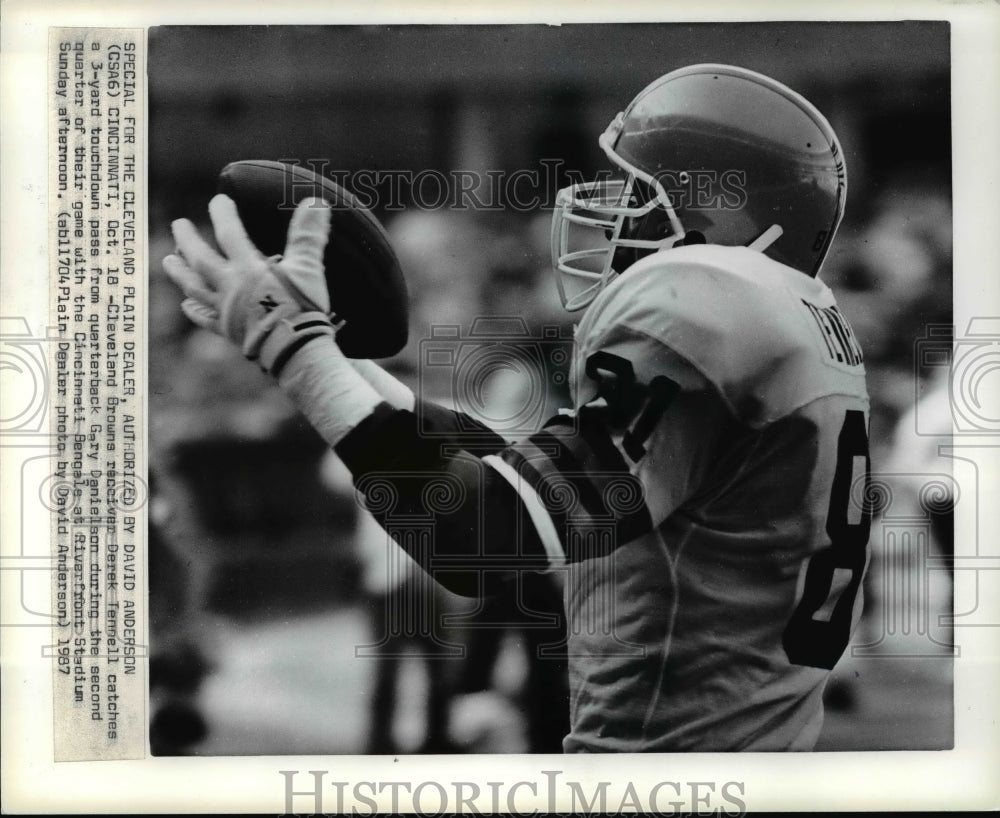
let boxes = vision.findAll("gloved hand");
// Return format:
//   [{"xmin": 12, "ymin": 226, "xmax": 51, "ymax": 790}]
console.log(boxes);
[{"xmin": 164, "ymin": 194, "xmax": 336, "ymax": 376}]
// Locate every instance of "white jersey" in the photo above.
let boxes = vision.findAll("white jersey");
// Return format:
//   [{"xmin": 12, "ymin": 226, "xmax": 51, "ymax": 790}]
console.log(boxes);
[{"xmin": 498, "ymin": 244, "xmax": 871, "ymax": 751}]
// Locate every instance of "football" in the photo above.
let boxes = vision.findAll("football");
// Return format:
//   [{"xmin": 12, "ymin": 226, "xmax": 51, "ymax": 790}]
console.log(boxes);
[{"xmin": 217, "ymin": 160, "xmax": 408, "ymax": 359}]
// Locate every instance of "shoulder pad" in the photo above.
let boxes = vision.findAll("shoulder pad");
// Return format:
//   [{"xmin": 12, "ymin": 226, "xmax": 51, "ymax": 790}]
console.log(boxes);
[{"xmin": 574, "ymin": 245, "xmax": 867, "ymax": 426}]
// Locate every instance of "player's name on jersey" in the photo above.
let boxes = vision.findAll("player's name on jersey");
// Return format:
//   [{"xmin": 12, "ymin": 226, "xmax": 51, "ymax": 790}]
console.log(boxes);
[{"xmin": 802, "ymin": 299, "xmax": 864, "ymax": 367}]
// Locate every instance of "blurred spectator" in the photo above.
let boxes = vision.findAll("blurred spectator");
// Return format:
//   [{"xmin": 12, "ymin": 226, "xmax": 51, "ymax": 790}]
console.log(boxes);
[
  {"xmin": 456, "ymin": 571, "xmax": 569, "ymax": 752},
  {"xmin": 321, "ymin": 452, "xmax": 463, "ymax": 754},
  {"xmin": 385, "ymin": 209, "xmax": 492, "ymax": 382},
  {"xmin": 877, "ymin": 364, "xmax": 955, "ymax": 645},
  {"xmin": 824, "ymin": 185, "xmax": 952, "ymax": 480},
  {"xmin": 148, "ymin": 471, "xmax": 211, "ymax": 755},
  {"xmin": 883, "ymin": 365, "xmax": 955, "ymax": 558}
]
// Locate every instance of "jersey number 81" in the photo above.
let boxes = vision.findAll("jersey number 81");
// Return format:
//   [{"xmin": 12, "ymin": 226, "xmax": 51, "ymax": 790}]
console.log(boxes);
[{"xmin": 783, "ymin": 409, "xmax": 871, "ymax": 670}]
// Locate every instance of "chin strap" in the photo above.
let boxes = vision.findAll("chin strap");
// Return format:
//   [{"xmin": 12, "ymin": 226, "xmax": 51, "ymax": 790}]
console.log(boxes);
[{"xmin": 747, "ymin": 224, "xmax": 784, "ymax": 253}]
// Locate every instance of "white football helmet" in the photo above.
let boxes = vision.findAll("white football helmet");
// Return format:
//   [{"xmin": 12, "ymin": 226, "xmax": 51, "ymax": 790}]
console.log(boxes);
[{"xmin": 551, "ymin": 63, "xmax": 847, "ymax": 311}]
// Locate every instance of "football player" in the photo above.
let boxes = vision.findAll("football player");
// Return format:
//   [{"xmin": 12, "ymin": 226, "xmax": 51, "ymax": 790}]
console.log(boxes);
[{"xmin": 165, "ymin": 64, "xmax": 871, "ymax": 751}]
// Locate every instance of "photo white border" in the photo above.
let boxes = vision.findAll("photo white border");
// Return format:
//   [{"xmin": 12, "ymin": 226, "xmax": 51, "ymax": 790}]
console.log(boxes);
[{"xmin": 2, "ymin": 0, "xmax": 998, "ymax": 812}]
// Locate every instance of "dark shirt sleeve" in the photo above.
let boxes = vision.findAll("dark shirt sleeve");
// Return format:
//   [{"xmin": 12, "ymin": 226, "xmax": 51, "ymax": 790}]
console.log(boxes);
[{"xmin": 334, "ymin": 397, "xmax": 657, "ymax": 598}]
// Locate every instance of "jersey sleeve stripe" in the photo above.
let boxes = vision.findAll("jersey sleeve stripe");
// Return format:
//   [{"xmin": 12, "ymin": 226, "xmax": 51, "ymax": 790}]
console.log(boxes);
[
  {"xmin": 539, "ymin": 413, "xmax": 655, "ymax": 541},
  {"xmin": 482, "ymin": 454, "xmax": 566, "ymax": 571},
  {"xmin": 499, "ymin": 418, "xmax": 655, "ymax": 561},
  {"xmin": 529, "ymin": 428, "xmax": 614, "ymax": 518}
]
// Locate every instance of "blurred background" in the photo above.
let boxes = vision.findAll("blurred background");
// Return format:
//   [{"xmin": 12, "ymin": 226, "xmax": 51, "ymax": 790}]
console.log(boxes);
[{"xmin": 147, "ymin": 23, "xmax": 954, "ymax": 754}]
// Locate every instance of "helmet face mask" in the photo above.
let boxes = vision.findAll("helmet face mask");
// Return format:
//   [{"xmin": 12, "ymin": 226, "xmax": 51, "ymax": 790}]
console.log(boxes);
[
  {"xmin": 550, "ymin": 160, "xmax": 686, "ymax": 313},
  {"xmin": 550, "ymin": 63, "xmax": 847, "ymax": 312}
]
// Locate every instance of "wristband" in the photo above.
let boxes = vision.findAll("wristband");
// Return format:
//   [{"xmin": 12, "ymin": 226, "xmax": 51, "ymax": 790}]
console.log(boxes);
[{"xmin": 257, "ymin": 311, "xmax": 337, "ymax": 377}]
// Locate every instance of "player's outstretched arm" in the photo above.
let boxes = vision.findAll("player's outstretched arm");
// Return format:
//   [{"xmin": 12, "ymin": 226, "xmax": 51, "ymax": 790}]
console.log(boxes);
[
  {"xmin": 348, "ymin": 357, "xmax": 511, "ymax": 456},
  {"xmin": 164, "ymin": 197, "xmax": 547, "ymax": 596},
  {"xmin": 165, "ymin": 197, "xmax": 669, "ymax": 598}
]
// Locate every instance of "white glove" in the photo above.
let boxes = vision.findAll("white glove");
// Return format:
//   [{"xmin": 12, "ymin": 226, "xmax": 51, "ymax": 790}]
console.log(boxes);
[
  {"xmin": 165, "ymin": 192, "xmax": 384, "ymax": 447},
  {"xmin": 164, "ymin": 194, "xmax": 335, "ymax": 375}
]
